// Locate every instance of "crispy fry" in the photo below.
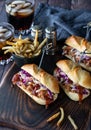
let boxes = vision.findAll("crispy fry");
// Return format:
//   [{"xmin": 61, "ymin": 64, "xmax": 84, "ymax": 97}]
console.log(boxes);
[
  {"xmin": 33, "ymin": 49, "xmax": 41, "ymax": 56},
  {"xmin": 2, "ymin": 46, "xmax": 13, "ymax": 50},
  {"xmin": 29, "ymin": 44, "xmax": 35, "ymax": 51},
  {"xmin": 57, "ymin": 107, "xmax": 64, "ymax": 126},
  {"xmin": 68, "ymin": 115, "xmax": 78, "ymax": 130},
  {"xmin": 34, "ymin": 30, "xmax": 39, "ymax": 48},
  {"xmin": 25, "ymin": 49, "xmax": 32, "ymax": 53},
  {"xmin": 6, "ymin": 41, "xmax": 16, "ymax": 46},
  {"xmin": 29, "ymin": 53, "xmax": 33, "ymax": 57},
  {"xmin": 19, "ymin": 45, "xmax": 24, "ymax": 51},
  {"xmin": 37, "ymin": 38, "xmax": 47, "ymax": 50},
  {"xmin": 47, "ymin": 112, "xmax": 60, "ymax": 122},
  {"xmin": 24, "ymin": 53, "xmax": 28, "ymax": 57},
  {"xmin": 3, "ymin": 47, "xmax": 16, "ymax": 54},
  {"xmin": 22, "ymin": 44, "xmax": 28, "ymax": 52}
]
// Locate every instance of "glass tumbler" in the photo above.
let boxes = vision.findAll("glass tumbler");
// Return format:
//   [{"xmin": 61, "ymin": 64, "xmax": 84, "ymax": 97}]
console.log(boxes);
[
  {"xmin": 0, "ymin": 22, "xmax": 14, "ymax": 65},
  {"xmin": 5, "ymin": 0, "xmax": 35, "ymax": 35}
]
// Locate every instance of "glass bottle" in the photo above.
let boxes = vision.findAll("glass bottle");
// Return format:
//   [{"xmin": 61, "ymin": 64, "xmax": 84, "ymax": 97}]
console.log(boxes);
[{"xmin": 45, "ymin": 26, "xmax": 57, "ymax": 55}]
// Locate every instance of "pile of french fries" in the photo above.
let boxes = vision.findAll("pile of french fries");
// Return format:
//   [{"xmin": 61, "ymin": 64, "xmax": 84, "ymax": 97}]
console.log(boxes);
[{"xmin": 2, "ymin": 30, "xmax": 47, "ymax": 58}]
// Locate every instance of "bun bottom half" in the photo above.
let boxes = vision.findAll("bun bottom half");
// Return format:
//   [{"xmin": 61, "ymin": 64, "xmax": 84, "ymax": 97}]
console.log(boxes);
[
  {"xmin": 61, "ymin": 85, "xmax": 90, "ymax": 101},
  {"xmin": 16, "ymin": 83, "xmax": 58, "ymax": 106}
]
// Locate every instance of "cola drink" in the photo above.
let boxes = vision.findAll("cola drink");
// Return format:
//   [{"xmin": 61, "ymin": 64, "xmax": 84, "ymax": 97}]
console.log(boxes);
[{"xmin": 5, "ymin": 0, "xmax": 35, "ymax": 31}]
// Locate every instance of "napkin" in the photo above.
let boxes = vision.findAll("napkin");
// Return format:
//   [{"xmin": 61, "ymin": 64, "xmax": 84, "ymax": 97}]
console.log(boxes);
[{"xmin": 34, "ymin": 3, "xmax": 91, "ymax": 41}]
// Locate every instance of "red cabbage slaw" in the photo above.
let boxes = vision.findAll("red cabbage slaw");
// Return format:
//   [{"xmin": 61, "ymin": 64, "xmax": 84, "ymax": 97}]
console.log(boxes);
[
  {"xmin": 18, "ymin": 70, "xmax": 54, "ymax": 100},
  {"xmin": 54, "ymin": 67, "xmax": 89, "ymax": 95},
  {"xmin": 62, "ymin": 46, "xmax": 91, "ymax": 65}
]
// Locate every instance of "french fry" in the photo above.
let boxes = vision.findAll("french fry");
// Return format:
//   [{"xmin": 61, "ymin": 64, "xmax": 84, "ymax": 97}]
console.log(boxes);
[
  {"xmin": 33, "ymin": 49, "xmax": 41, "ymax": 56},
  {"xmin": 34, "ymin": 30, "xmax": 39, "ymax": 48},
  {"xmin": 29, "ymin": 44, "xmax": 35, "ymax": 51},
  {"xmin": 24, "ymin": 53, "xmax": 28, "ymax": 57},
  {"xmin": 25, "ymin": 49, "xmax": 32, "ymax": 53},
  {"xmin": 68, "ymin": 115, "xmax": 78, "ymax": 130},
  {"xmin": 37, "ymin": 38, "xmax": 47, "ymax": 51},
  {"xmin": 22, "ymin": 44, "xmax": 28, "ymax": 52},
  {"xmin": 2, "ymin": 46, "xmax": 13, "ymax": 53},
  {"xmin": 19, "ymin": 45, "xmax": 24, "ymax": 52},
  {"xmin": 6, "ymin": 41, "xmax": 16, "ymax": 46},
  {"xmin": 29, "ymin": 53, "xmax": 33, "ymax": 58},
  {"xmin": 2, "ymin": 46, "xmax": 13, "ymax": 50},
  {"xmin": 57, "ymin": 107, "xmax": 64, "ymax": 126},
  {"xmin": 47, "ymin": 112, "xmax": 60, "ymax": 122}
]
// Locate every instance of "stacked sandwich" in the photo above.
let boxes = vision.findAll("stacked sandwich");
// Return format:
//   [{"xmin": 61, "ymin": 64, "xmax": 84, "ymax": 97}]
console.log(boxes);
[{"xmin": 54, "ymin": 35, "xmax": 91, "ymax": 102}]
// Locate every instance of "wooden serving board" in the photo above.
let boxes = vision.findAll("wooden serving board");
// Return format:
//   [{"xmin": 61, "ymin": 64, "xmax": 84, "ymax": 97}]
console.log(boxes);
[{"xmin": 0, "ymin": 53, "xmax": 91, "ymax": 130}]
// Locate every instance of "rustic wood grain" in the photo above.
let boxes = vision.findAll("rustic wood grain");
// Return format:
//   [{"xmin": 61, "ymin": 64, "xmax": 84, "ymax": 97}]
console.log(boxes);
[{"xmin": 0, "ymin": 56, "xmax": 91, "ymax": 130}]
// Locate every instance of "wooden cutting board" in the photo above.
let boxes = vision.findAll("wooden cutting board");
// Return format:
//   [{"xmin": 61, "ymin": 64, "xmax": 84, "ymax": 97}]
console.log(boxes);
[{"xmin": 0, "ymin": 53, "xmax": 91, "ymax": 130}]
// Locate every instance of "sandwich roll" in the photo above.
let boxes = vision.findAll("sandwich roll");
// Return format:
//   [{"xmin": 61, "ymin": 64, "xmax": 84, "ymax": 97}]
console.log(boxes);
[
  {"xmin": 54, "ymin": 60, "xmax": 91, "ymax": 102},
  {"xmin": 12, "ymin": 64, "xmax": 59, "ymax": 108},
  {"xmin": 62, "ymin": 35, "xmax": 91, "ymax": 71},
  {"xmin": 65, "ymin": 35, "xmax": 91, "ymax": 55}
]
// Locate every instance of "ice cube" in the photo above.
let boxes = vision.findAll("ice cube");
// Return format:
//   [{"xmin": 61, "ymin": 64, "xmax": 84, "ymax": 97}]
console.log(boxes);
[
  {"xmin": 0, "ymin": 28, "xmax": 8, "ymax": 33},
  {"xmin": 4, "ymin": 30, "xmax": 12, "ymax": 39},
  {"xmin": 22, "ymin": 3, "xmax": 31, "ymax": 8},
  {"xmin": 6, "ymin": 4, "xmax": 12, "ymax": 13},
  {"xmin": 14, "ymin": 4, "xmax": 24, "ymax": 10},
  {"xmin": 11, "ymin": 0, "xmax": 25, "ymax": 5},
  {"xmin": 17, "ymin": 8, "xmax": 33, "ymax": 16},
  {"xmin": 8, "ymin": 3, "xmax": 16, "ymax": 8},
  {"xmin": 10, "ymin": 8, "xmax": 18, "ymax": 16}
]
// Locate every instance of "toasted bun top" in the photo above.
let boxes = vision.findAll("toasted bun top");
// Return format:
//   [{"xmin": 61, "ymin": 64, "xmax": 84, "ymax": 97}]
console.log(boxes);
[
  {"xmin": 56, "ymin": 60, "xmax": 91, "ymax": 89},
  {"xmin": 21, "ymin": 64, "xmax": 59, "ymax": 93},
  {"xmin": 65, "ymin": 35, "xmax": 91, "ymax": 57}
]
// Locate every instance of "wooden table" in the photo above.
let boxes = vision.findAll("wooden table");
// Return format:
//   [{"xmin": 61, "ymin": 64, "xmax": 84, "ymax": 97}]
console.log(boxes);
[{"xmin": 0, "ymin": 1, "xmax": 91, "ymax": 130}]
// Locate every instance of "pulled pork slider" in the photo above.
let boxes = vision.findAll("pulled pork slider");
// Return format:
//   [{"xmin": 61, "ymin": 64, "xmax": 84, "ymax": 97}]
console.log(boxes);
[
  {"xmin": 54, "ymin": 59, "xmax": 91, "ymax": 102},
  {"xmin": 12, "ymin": 64, "xmax": 59, "ymax": 108},
  {"xmin": 62, "ymin": 35, "xmax": 91, "ymax": 71}
]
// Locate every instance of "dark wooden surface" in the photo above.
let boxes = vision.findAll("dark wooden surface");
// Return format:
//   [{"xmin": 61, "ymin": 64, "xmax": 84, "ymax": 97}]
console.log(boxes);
[
  {"xmin": 0, "ymin": 59, "xmax": 91, "ymax": 130},
  {"xmin": 0, "ymin": 1, "xmax": 91, "ymax": 130}
]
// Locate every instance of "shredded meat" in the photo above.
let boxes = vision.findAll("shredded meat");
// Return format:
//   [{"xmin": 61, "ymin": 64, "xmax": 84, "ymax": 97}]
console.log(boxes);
[
  {"xmin": 12, "ymin": 70, "xmax": 54, "ymax": 108},
  {"xmin": 54, "ymin": 68, "xmax": 89, "ymax": 102},
  {"xmin": 12, "ymin": 73, "xmax": 20, "ymax": 85},
  {"xmin": 63, "ymin": 46, "xmax": 91, "ymax": 67}
]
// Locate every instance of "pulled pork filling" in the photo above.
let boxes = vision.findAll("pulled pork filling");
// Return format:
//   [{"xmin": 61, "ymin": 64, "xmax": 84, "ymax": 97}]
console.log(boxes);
[
  {"xmin": 54, "ymin": 67, "xmax": 89, "ymax": 101},
  {"xmin": 62, "ymin": 46, "xmax": 91, "ymax": 67},
  {"xmin": 12, "ymin": 70, "xmax": 54, "ymax": 108}
]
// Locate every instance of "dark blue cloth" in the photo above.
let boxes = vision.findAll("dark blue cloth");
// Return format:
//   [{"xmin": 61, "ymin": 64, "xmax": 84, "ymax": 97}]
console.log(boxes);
[{"xmin": 34, "ymin": 3, "xmax": 91, "ymax": 41}]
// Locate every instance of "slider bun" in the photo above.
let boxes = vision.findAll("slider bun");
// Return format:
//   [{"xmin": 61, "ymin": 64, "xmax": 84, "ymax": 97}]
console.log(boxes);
[
  {"xmin": 56, "ymin": 60, "xmax": 91, "ymax": 89},
  {"xmin": 17, "ymin": 83, "xmax": 58, "ymax": 105},
  {"xmin": 21, "ymin": 64, "xmax": 59, "ymax": 94},
  {"xmin": 65, "ymin": 54, "xmax": 91, "ymax": 71},
  {"xmin": 62, "ymin": 85, "xmax": 90, "ymax": 101},
  {"xmin": 65, "ymin": 35, "xmax": 91, "ymax": 57}
]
